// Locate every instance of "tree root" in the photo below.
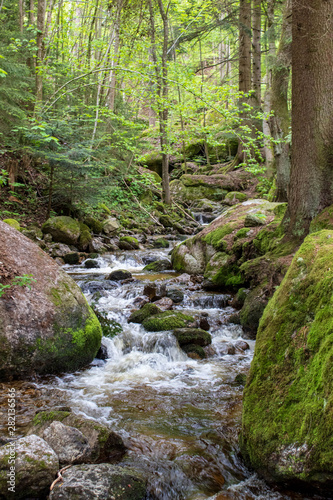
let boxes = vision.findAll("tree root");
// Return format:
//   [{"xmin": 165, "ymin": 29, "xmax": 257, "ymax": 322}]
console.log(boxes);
[{"xmin": 50, "ymin": 465, "xmax": 72, "ymax": 491}]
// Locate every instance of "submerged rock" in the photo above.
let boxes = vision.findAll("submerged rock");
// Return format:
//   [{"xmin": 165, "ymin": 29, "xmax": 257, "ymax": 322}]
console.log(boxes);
[
  {"xmin": 0, "ymin": 221, "xmax": 102, "ymax": 380},
  {"xmin": 0, "ymin": 435, "xmax": 59, "ymax": 499},
  {"xmin": 49, "ymin": 463, "xmax": 146, "ymax": 500},
  {"xmin": 241, "ymin": 231, "xmax": 333, "ymax": 491}
]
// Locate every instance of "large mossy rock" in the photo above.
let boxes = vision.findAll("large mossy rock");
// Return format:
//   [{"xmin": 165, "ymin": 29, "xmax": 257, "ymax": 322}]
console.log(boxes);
[
  {"xmin": 42, "ymin": 216, "xmax": 81, "ymax": 245},
  {"xmin": 240, "ymin": 230, "xmax": 333, "ymax": 491},
  {"xmin": 142, "ymin": 311, "xmax": 194, "ymax": 331},
  {"xmin": 170, "ymin": 171, "xmax": 252, "ymax": 203},
  {"xmin": 0, "ymin": 220, "xmax": 102, "ymax": 380}
]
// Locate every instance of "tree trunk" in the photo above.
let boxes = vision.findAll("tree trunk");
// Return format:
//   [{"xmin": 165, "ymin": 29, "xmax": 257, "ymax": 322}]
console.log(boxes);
[
  {"xmin": 108, "ymin": 0, "xmax": 122, "ymax": 112},
  {"xmin": 36, "ymin": 0, "xmax": 46, "ymax": 105},
  {"xmin": 237, "ymin": 0, "xmax": 252, "ymax": 162},
  {"xmin": 269, "ymin": 0, "xmax": 291, "ymax": 202},
  {"xmin": 19, "ymin": 0, "xmax": 24, "ymax": 33},
  {"xmin": 286, "ymin": 0, "xmax": 333, "ymax": 237},
  {"xmin": 252, "ymin": 0, "xmax": 261, "ymax": 106}
]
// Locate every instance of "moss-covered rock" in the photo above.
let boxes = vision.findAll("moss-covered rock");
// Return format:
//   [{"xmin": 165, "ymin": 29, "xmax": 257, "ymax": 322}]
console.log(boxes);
[
  {"xmin": 142, "ymin": 311, "xmax": 194, "ymax": 332},
  {"xmin": 182, "ymin": 344, "xmax": 206, "ymax": 359},
  {"xmin": 102, "ymin": 217, "xmax": 119, "ymax": 235},
  {"xmin": 84, "ymin": 216, "xmax": 103, "ymax": 234},
  {"xmin": 0, "ymin": 220, "xmax": 102, "ymax": 380},
  {"xmin": 241, "ymin": 230, "xmax": 333, "ymax": 490},
  {"xmin": 224, "ymin": 191, "xmax": 248, "ymax": 206},
  {"xmin": 3, "ymin": 218, "xmax": 21, "ymax": 230},
  {"xmin": 143, "ymin": 259, "xmax": 172, "ymax": 272},
  {"xmin": 153, "ymin": 238, "xmax": 170, "ymax": 248},
  {"xmin": 78, "ymin": 222, "xmax": 92, "ymax": 250},
  {"xmin": 173, "ymin": 328, "xmax": 212, "ymax": 346},
  {"xmin": 119, "ymin": 236, "xmax": 139, "ymax": 250},
  {"xmin": 42, "ymin": 216, "xmax": 81, "ymax": 245},
  {"xmin": 128, "ymin": 303, "xmax": 162, "ymax": 324},
  {"xmin": 309, "ymin": 204, "xmax": 333, "ymax": 233}
]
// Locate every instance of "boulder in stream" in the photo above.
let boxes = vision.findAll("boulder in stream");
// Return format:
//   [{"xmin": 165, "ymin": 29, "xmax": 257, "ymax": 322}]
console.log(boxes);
[
  {"xmin": 0, "ymin": 435, "xmax": 59, "ymax": 499},
  {"xmin": 107, "ymin": 269, "xmax": 132, "ymax": 281},
  {"xmin": 42, "ymin": 421, "xmax": 91, "ymax": 465},
  {"xmin": 128, "ymin": 303, "xmax": 162, "ymax": 323},
  {"xmin": 143, "ymin": 258, "xmax": 172, "ymax": 272},
  {"xmin": 0, "ymin": 220, "xmax": 102, "ymax": 380},
  {"xmin": 49, "ymin": 463, "xmax": 147, "ymax": 500},
  {"xmin": 142, "ymin": 311, "xmax": 195, "ymax": 332},
  {"xmin": 173, "ymin": 328, "xmax": 212, "ymax": 347}
]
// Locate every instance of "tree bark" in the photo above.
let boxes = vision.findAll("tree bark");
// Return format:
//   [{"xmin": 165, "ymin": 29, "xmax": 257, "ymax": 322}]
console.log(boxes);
[
  {"xmin": 36, "ymin": 0, "xmax": 46, "ymax": 105},
  {"xmin": 252, "ymin": 0, "xmax": 261, "ymax": 106},
  {"xmin": 287, "ymin": 0, "xmax": 333, "ymax": 237},
  {"xmin": 269, "ymin": 0, "xmax": 291, "ymax": 202},
  {"xmin": 19, "ymin": 0, "xmax": 24, "ymax": 34}
]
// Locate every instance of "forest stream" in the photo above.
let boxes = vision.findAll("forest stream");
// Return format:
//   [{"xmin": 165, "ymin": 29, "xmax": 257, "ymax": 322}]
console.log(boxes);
[{"xmin": 0, "ymin": 239, "xmax": 327, "ymax": 500}]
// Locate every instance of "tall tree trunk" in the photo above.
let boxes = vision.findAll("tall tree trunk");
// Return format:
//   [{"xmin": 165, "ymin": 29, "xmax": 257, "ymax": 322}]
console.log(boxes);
[
  {"xmin": 252, "ymin": 0, "xmax": 261, "ymax": 106},
  {"xmin": 286, "ymin": 0, "xmax": 333, "ymax": 237},
  {"xmin": 29, "ymin": 0, "xmax": 35, "ymax": 24},
  {"xmin": 237, "ymin": 0, "xmax": 252, "ymax": 162},
  {"xmin": 19, "ymin": 0, "xmax": 24, "ymax": 33},
  {"xmin": 269, "ymin": 0, "xmax": 291, "ymax": 202},
  {"xmin": 36, "ymin": 0, "xmax": 46, "ymax": 105},
  {"xmin": 108, "ymin": 0, "xmax": 122, "ymax": 112}
]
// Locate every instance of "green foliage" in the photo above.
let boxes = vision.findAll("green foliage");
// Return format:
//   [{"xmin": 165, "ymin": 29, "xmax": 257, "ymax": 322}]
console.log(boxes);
[
  {"xmin": 0, "ymin": 274, "xmax": 36, "ymax": 298},
  {"xmin": 91, "ymin": 306, "xmax": 123, "ymax": 338}
]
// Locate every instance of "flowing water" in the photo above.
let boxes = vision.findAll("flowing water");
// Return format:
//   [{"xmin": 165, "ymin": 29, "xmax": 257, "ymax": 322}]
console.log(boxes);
[{"xmin": 0, "ymin": 245, "xmax": 325, "ymax": 499}]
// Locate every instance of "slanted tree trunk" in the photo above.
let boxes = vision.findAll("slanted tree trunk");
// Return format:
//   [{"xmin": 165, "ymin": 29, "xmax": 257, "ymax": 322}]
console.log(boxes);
[
  {"xmin": 269, "ymin": 0, "xmax": 291, "ymax": 202},
  {"xmin": 286, "ymin": 0, "xmax": 333, "ymax": 237}
]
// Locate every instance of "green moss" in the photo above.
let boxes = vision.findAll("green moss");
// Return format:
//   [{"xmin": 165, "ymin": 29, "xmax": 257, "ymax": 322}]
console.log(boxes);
[
  {"xmin": 309, "ymin": 205, "xmax": 333, "ymax": 233},
  {"xmin": 173, "ymin": 328, "xmax": 211, "ymax": 346},
  {"xmin": 32, "ymin": 410, "xmax": 71, "ymax": 426},
  {"xmin": 142, "ymin": 311, "xmax": 194, "ymax": 332},
  {"xmin": 235, "ymin": 227, "xmax": 250, "ymax": 240},
  {"xmin": 84, "ymin": 216, "xmax": 103, "ymax": 234},
  {"xmin": 120, "ymin": 236, "xmax": 139, "ymax": 249},
  {"xmin": 128, "ymin": 303, "xmax": 162, "ymax": 323},
  {"xmin": 153, "ymin": 238, "xmax": 170, "ymax": 249},
  {"xmin": 182, "ymin": 344, "xmax": 206, "ymax": 359},
  {"xmin": 99, "ymin": 203, "xmax": 111, "ymax": 215},
  {"xmin": 241, "ymin": 230, "xmax": 333, "ymax": 485},
  {"xmin": 204, "ymin": 252, "xmax": 243, "ymax": 289},
  {"xmin": 79, "ymin": 222, "xmax": 92, "ymax": 248},
  {"xmin": 3, "ymin": 218, "xmax": 20, "ymax": 230},
  {"xmin": 203, "ymin": 223, "xmax": 237, "ymax": 250}
]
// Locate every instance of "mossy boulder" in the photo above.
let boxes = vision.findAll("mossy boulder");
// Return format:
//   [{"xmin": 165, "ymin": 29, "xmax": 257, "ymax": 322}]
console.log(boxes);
[
  {"xmin": 0, "ymin": 220, "xmax": 102, "ymax": 380},
  {"xmin": 153, "ymin": 238, "xmax": 170, "ymax": 248},
  {"xmin": 241, "ymin": 230, "xmax": 333, "ymax": 490},
  {"xmin": 309, "ymin": 204, "xmax": 333, "ymax": 233},
  {"xmin": 42, "ymin": 216, "xmax": 81, "ymax": 245},
  {"xmin": 119, "ymin": 236, "xmax": 139, "ymax": 250},
  {"xmin": 78, "ymin": 222, "xmax": 92, "ymax": 250},
  {"xmin": 141, "ymin": 150, "xmax": 163, "ymax": 176},
  {"xmin": 182, "ymin": 344, "xmax": 206, "ymax": 359},
  {"xmin": 3, "ymin": 218, "xmax": 21, "ymax": 231},
  {"xmin": 0, "ymin": 435, "xmax": 59, "ymax": 499},
  {"xmin": 143, "ymin": 259, "xmax": 172, "ymax": 272},
  {"xmin": 84, "ymin": 216, "xmax": 103, "ymax": 234},
  {"xmin": 142, "ymin": 311, "xmax": 194, "ymax": 332},
  {"xmin": 128, "ymin": 303, "xmax": 162, "ymax": 324},
  {"xmin": 102, "ymin": 217, "xmax": 119, "ymax": 235},
  {"xmin": 173, "ymin": 328, "xmax": 212, "ymax": 346},
  {"xmin": 224, "ymin": 191, "xmax": 248, "ymax": 206}
]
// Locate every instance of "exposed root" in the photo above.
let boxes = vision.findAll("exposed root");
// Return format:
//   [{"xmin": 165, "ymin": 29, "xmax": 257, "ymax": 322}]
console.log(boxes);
[{"xmin": 50, "ymin": 465, "xmax": 72, "ymax": 491}]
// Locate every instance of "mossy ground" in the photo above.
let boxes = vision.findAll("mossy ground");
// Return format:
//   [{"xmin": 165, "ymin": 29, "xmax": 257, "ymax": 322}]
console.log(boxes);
[{"xmin": 241, "ymin": 231, "xmax": 333, "ymax": 486}]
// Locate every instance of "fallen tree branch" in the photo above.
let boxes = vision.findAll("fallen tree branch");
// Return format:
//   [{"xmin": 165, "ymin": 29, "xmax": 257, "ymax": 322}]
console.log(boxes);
[{"xmin": 50, "ymin": 465, "xmax": 72, "ymax": 491}]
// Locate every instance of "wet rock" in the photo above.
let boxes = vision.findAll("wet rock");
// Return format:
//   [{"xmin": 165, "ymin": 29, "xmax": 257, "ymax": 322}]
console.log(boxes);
[
  {"xmin": 239, "ymin": 286, "xmax": 268, "ymax": 337},
  {"xmin": 173, "ymin": 328, "xmax": 212, "ymax": 347},
  {"xmin": 235, "ymin": 373, "xmax": 247, "ymax": 385},
  {"xmin": 49, "ymin": 243, "xmax": 73, "ymax": 258},
  {"xmin": 43, "ymin": 421, "xmax": 91, "ymax": 466},
  {"xmin": 132, "ymin": 296, "xmax": 149, "ymax": 309},
  {"xmin": 166, "ymin": 288, "xmax": 184, "ymax": 303},
  {"xmin": 198, "ymin": 316, "xmax": 210, "ymax": 331},
  {"xmin": 153, "ymin": 238, "xmax": 170, "ymax": 248},
  {"xmin": 28, "ymin": 411, "xmax": 126, "ymax": 464},
  {"xmin": 235, "ymin": 340, "xmax": 250, "ymax": 351},
  {"xmin": 96, "ymin": 344, "xmax": 108, "ymax": 360},
  {"xmin": 143, "ymin": 259, "xmax": 172, "ymax": 272},
  {"xmin": 143, "ymin": 283, "xmax": 166, "ymax": 301},
  {"xmin": 42, "ymin": 216, "xmax": 81, "ymax": 245},
  {"xmin": 128, "ymin": 303, "xmax": 162, "ymax": 324},
  {"xmin": 153, "ymin": 297, "xmax": 173, "ymax": 311},
  {"xmin": 80, "ymin": 281, "xmax": 118, "ymax": 294},
  {"xmin": 107, "ymin": 269, "xmax": 132, "ymax": 281},
  {"xmin": 182, "ymin": 344, "xmax": 206, "ymax": 359},
  {"xmin": 49, "ymin": 463, "xmax": 146, "ymax": 500},
  {"xmin": 228, "ymin": 312, "xmax": 241, "ymax": 325},
  {"xmin": 63, "ymin": 252, "xmax": 80, "ymax": 265},
  {"xmin": 142, "ymin": 255, "xmax": 160, "ymax": 265},
  {"xmin": 84, "ymin": 259, "xmax": 100, "ymax": 269},
  {"xmin": 0, "ymin": 221, "xmax": 102, "ymax": 380},
  {"xmin": 118, "ymin": 236, "xmax": 139, "ymax": 250},
  {"xmin": 0, "ymin": 435, "xmax": 59, "ymax": 499},
  {"xmin": 102, "ymin": 217, "xmax": 119, "ymax": 235},
  {"xmin": 142, "ymin": 311, "xmax": 194, "ymax": 332},
  {"xmin": 89, "ymin": 237, "xmax": 108, "ymax": 253}
]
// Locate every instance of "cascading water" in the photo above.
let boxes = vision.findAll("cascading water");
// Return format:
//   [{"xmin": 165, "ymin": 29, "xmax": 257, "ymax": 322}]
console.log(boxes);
[{"xmin": 0, "ymin": 247, "xmax": 321, "ymax": 499}]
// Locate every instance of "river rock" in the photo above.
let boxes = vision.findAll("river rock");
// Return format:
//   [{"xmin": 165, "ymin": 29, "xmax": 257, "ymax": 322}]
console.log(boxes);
[
  {"xmin": 128, "ymin": 303, "xmax": 162, "ymax": 323},
  {"xmin": 0, "ymin": 220, "xmax": 102, "ymax": 380},
  {"xmin": 142, "ymin": 311, "xmax": 194, "ymax": 332},
  {"xmin": 49, "ymin": 463, "xmax": 146, "ymax": 500},
  {"xmin": 84, "ymin": 259, "xmax": 100, "ymax": 269},
  {"xmin": 153, "ymin": 297, "xmax": 173, "ymax": 311},
  {"xmin": 166, "ymin": 288, "xmax": 184, "ymax": 303},
  {"xmin": 28, "ymin": 411, "xmax": 126, "ymax": 464},
  {"xmin": 43, "ymin": 421, "xmax": 91, "ymax": 465},
  {"xmin": 63, "ymin": 252, "xmax": 80, "ymax": 265},
  {"xmin": 241, "ymin": 231, "xmax": 333, "ymax": 490},
  {"xmin": 0, "ymin": 435, "xmax": 59, "ymax": 499},
  {"xmin": 107, "ymin": 269, "xmax": 132, "ymax": 281},
  {"xmin": 142, "ymin": 255, "xmax": 160, "ymax": 265},
  {"xmin": 143, "ymin": 259, "xmax": 172, "ymax": 272},
  {"xmin": 102, "ymin": 217, "xmax": 119, "ymax": 235},
  {"xmin": 89, "ymin": 237, "xmax": 108, "ymax": 253},
  {"xmin": 153, "ymin": 238, "xmax": 170, "ymax": 248},
  {"xmin": 119, "ymin": 236, "xmax": 139, "ymax": 250},
  {"xmin": 42, "ymin": 216, "xmax": 81, "ymax": 245},
  {"xmin": 49, "ymin": 242, "xmax": 74, "ymax": 258},
  {"xmin": 143, "ymin": 283, "xmax": 166, "ymax": 301},
  {"xmin": 182, "ymin": 344, "xmax": 206, "ymax": 359},
  {"xmin": 173, "ymin": 328, "xmax": 212, "ymax": 347}
]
